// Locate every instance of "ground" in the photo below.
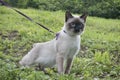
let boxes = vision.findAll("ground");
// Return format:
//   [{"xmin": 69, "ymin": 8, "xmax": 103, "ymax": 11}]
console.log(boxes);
[{"xmin": 0, "ymin": 6, "xmax": 120, "ymax": 80}]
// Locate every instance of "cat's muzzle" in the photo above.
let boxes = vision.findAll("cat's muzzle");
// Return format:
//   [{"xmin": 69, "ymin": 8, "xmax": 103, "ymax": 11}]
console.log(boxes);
[{"xmin": 74, "ymin": 26, "xmax": 83, "ymax": 33}]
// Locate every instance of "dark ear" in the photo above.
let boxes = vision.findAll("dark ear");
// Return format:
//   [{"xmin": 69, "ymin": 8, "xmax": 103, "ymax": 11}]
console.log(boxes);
[
  {"xmin": 80, "ymin": 13, "xmax": 87, "ymax": 22},
  {"xmin": 65, "ymin": 11, "xmax": 73, "ymax": 22}
]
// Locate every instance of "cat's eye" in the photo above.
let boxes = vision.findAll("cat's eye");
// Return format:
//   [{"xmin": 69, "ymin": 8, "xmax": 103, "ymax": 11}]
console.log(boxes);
[{"xmin": 71, "ymin": 22, "xmax": 75, "ymax": 27}]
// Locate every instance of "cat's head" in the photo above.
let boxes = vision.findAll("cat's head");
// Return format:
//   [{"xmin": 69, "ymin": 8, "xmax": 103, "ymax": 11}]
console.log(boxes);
[{"xmin": 64, "ymin": 11, "xmax": 87, "ymax": 36}]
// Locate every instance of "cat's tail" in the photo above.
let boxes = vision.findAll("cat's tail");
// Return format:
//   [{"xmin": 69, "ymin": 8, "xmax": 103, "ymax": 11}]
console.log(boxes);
[
  {"xmin": 19, "ymin": 52, "xmax": 32, "ymax": 66},
  {"xmin": 19, "ymin": 43, "xmax": 40, "ymax": 66}
]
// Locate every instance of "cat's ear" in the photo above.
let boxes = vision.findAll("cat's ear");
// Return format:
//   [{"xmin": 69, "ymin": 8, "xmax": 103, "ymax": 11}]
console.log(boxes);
[
  {"xmin": 80, "ymin": 13, "xmax": 87, "ymax": 22},
  {"xmin": 65, "ymin": 11, "xmax": 73, "ymax": 22}
]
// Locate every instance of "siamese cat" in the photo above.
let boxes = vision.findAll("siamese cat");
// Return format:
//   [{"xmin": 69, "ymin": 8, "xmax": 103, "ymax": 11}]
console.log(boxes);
[{"xmin": 19, "ymin": 11, "xmax": 87, "ymax": 74}]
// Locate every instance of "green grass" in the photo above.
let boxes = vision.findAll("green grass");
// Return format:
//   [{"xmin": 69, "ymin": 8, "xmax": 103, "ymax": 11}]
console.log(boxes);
[{"xmin": 0, "ymin": 6, "xmax": 120, "ymax": 80}]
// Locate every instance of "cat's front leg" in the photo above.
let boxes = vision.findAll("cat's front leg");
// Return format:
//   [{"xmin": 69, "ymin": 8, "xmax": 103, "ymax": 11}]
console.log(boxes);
[
  {"xmin": 56, "ymin": 53, "xmax": 64, "ymax": 74},
  {"xmin": 65, "ymin": 58, "xmax": 73, "ymax": 74}
]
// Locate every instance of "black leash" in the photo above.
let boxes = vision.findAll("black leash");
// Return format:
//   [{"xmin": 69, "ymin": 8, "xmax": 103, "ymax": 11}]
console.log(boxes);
[{"xmin": 0, "ymin": 0, "xmax": 55, "ymax": 34}]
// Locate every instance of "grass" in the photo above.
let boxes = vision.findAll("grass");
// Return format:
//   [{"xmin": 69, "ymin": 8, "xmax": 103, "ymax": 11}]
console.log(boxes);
[{"xmin": 0, "ymin": 6, "xmax": 120, "ymax": 80}]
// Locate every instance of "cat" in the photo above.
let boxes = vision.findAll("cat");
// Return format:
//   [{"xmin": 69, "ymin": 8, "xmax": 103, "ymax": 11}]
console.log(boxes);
[{"xmin": 19, "ymin": 11, "xmax": 87, "ymax": 74}]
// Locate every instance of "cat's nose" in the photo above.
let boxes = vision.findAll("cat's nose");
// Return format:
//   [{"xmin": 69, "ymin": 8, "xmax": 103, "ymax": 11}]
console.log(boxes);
[{"xmin": 74, "ymin": 26, "xmax": 81, "ymax": 32}]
